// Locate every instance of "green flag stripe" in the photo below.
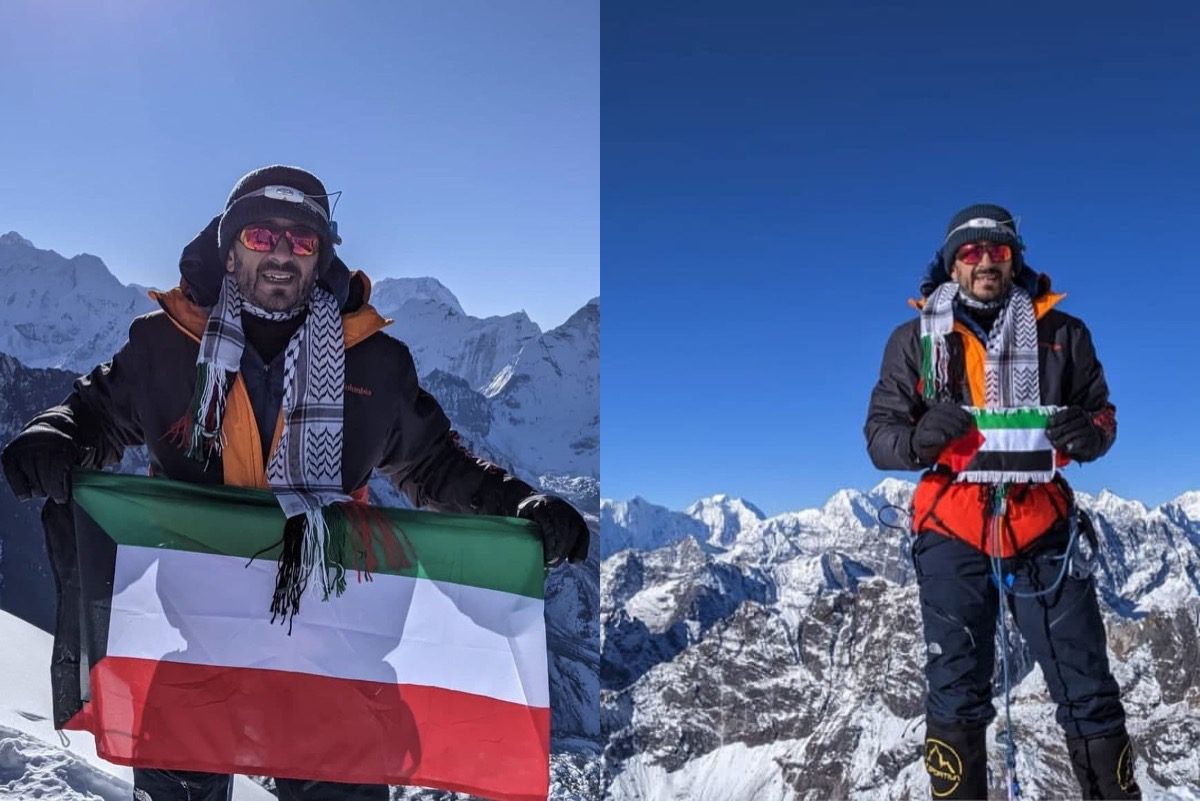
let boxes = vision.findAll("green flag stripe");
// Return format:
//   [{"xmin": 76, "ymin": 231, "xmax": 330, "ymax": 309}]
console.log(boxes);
[
  {"xmin": 970, "ymin": 408, "xmax": 1055, "ymax": 429},
  {"xmin": 72, "ymin": 471, "xmax": 544, "ymax": 600}
]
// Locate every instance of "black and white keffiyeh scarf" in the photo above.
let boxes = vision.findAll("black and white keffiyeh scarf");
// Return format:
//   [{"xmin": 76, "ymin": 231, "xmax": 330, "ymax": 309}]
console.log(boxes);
[
  {"xmin": 919, "ymin": 282, "xmax": 1040, "ymax": 407},
  {"xmin": 919, "ymin": 283, "xmax": 1061, "ymax": 483},
  {"xmin": 179, "ymin": 274, "xmax": 349, "ymax": 625}
]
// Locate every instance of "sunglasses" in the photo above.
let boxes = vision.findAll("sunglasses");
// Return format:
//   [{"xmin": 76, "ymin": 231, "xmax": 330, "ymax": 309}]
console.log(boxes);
[
  {"xmin": 955, "ymin": 242, "xmax": 1013, "ymax": 266},
  {"xmin": 238, "ymin": 224, "xmax": 320, "ymax": 257}
]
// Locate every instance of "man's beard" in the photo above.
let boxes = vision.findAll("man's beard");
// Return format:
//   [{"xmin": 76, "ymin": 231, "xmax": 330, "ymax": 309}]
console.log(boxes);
[
  {"xmin": 958, "ymin": 265, "xmax": 1012, "ymax": 303},
  {"xmin": 233, "ymin": 252, "xmax": 316, "ymax": 312}
]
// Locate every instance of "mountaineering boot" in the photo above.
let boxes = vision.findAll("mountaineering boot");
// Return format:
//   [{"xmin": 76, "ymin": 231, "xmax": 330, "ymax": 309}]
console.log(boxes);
[
  {"xmin": 1067, "ymin": 729, "xmax": 1142, "ymax": 799},
  {"xmin": 924, "ymin": 723, "xmax": 988, "ymax": 799}
]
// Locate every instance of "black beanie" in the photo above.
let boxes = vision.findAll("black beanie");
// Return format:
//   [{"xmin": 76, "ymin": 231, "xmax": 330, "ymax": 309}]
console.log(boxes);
[
  {"xmin": 940, "ymin": 203, "xmax": 1023, "ymax": 272},
  {"xmin": 217, "ymin": 165, "xmax": 337, "ymax": 274}
]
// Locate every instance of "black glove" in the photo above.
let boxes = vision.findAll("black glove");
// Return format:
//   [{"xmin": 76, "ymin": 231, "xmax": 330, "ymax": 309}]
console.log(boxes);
[
  {"xmin": 911, "ymin": 402, "xmax": 974, "ymax": 465},
  {"xmin": 1047, "ymin": 406, "xmax": 1105, "ymax": 463},
  {"xmin": 516, "ymin": 494, "xmax": 590, "ymax": 566},
  {"xmin": 2, "ymin": 427, "xmax": 81, "ymax": 504}
]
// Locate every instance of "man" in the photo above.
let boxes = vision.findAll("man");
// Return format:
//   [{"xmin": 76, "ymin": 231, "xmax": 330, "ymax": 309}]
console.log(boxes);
[
  {"xmin": 2, "ymin": 165, "xmax": 589, "ymax": 801},
  {"xmin": 864, "ymin": 204, "xmax": 1139, "ymax": 799}
]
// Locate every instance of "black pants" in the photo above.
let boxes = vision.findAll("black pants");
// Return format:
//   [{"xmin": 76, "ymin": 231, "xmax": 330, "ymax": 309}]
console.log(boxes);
[
  {"xmin": 132, "ymin": 769, "xmax": 388, "ymax": 801},
  {"xmin": 912, "ymin": 528, "xmax": 1126, "ymax": 738}
]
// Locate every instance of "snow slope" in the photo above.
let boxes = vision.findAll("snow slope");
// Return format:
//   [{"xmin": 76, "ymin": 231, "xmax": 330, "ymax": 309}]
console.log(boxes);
[{"xmin": 0, "ymin": 610, "xmax": 275, "ymax": 800}]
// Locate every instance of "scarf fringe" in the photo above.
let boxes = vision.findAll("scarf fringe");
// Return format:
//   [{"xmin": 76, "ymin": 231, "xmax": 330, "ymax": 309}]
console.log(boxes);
[
  {"xmin": 338, "ymin": 503, "xmax": 377, "ymax": 582},
  {"xmin": 955, "ymin": 470, "xmax": 1057, "ymax": 484},
  {"xmin": 269, "ymin": 515, "xmax": 308, "ymax": 634},
  {"xmin": 269, "ymin": 508, "xmax": 351, "ymax": 634},
  {"xmin": 161, "ymin": 413, "xmax": 191, "ymax": 448},
  {"xmin": 182, "ymin": 362, "xmax": 228, "ymax": 462}
]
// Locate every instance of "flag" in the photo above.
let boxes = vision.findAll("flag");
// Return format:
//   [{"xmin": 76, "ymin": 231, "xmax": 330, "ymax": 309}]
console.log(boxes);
[
  {"xmin": 939, "ymin": 406, "xmax": 1063, "ymax": 484},
  {"xmin": 64, "ymin": 470, "xmax": 550, "ymax": 801}
]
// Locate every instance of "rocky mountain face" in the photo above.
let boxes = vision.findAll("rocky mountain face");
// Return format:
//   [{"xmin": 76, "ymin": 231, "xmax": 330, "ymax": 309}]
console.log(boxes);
[
  {"xmin": 0, "ymin": 232, "xmax": 600, "ymax": 800},
  {"xmin": 601, "ymin": 482, "xmax": 1200, "ymax": 800}
]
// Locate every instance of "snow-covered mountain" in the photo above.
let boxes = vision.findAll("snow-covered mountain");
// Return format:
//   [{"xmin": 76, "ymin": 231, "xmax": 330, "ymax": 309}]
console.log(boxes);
[
  {"xmin": 601, "ymin": 498, "xmax": 710, "ymax": 559},
  {"xmin": 371, "ymin": 276, "xmax": 542, "ymax": 393},
  {"xmin": 685, "ymin": 494, "xmax": 766, "ymax": 550},
  {"xmin": 0, "ymin": 233, "xmax": 157, "ymax": 373},
  {"xmin": 0, "ymin": 231, "xmax": 600, "ymax": 800},
  {"xmin": 601, "ymin": 482, "xmax": 1200, "ymax": 800},
  {"xmin": 485, "ymin": 298, "xmax": 600, "ymax": 482}
]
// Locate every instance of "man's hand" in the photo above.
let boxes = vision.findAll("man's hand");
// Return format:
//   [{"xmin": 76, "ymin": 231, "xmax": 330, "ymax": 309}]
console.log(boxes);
[
  {"xmin": 1, "ymin": 427, "xmax": 80, "ymax": 504},
  {"xmin": 911, "ymin": 402, "xmax": 974, "ymax": 465},
  {"xmin": 1047, "ymin": 406, "xmax": 1105, "ymax": 463},
  {"xmin": 516, "ymin": 494, "xmax": 590, "ymax": 567}
]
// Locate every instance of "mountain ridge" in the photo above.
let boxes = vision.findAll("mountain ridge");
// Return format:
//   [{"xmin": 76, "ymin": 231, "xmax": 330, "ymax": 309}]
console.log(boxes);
[{"xmin": 601, "ymin": 481, "xmax": 1200, "ymax": 799}]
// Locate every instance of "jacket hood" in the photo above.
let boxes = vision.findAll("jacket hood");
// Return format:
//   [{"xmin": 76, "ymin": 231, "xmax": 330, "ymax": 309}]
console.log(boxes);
[{"xmin": 179, "ymin": 214, "xmax": 351, "ymax": 310}]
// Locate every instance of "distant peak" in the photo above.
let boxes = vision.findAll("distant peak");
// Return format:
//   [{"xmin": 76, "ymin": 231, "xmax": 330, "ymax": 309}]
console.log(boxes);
[
  {"xmin": 1169, "ymin": 490, "xmax": 1200, "ymax": 518},
  {"xmin": 370, "ymin": 276, "xmax": 465, "ymax": 315},
  {"xmin": 1, "ymin": 231, "xmax": 34, "ymax": 247},
  {"xmin": 689, "ymin": 494, "xmax": 765, "ymax": 518},
  {"xmin": 1172, "ymin": 490, "xmax": 1200, "ymax": 504},
  {"xmin": 825, "ymin": 488, "xmax": 862, "ymax": 505},
  {"xmin": 871, "ymin": 477, "xmax": 915, "ymax": 494}
]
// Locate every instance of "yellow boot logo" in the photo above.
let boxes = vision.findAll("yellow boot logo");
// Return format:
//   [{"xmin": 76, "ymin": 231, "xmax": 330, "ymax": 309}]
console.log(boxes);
[
  {"xmin": 1116, "ymin": 742, "xmax": 1136, "ymax": 792},
  {"xmin": 925, "ymin": 738, "xmax": 963, "ymax": 798}
]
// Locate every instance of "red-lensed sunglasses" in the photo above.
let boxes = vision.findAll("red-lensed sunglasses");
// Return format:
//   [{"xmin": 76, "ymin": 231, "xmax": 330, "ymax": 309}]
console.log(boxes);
[
  {"xmin": 238, "ymin": 224, "xmax": 320, "ymax": 257},
  {"xmin": 955, "ymin": 242, "xmax": 1012, "ymax": 265}
]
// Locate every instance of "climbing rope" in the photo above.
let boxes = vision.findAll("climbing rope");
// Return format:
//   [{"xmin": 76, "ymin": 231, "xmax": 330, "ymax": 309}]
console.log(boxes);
[{"xmin": 987, "ymin": 483, "xmax": 1082, "ymax": 800}]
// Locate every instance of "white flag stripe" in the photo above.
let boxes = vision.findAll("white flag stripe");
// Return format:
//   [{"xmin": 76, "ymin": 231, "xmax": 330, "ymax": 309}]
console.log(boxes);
[
  {"xmin": 977, "ymin": 426, "xmax": 1053, "ymax": 452},
  {"xmin": 107, "ymin": 545, "xmax": 550, "ymax": 708}
]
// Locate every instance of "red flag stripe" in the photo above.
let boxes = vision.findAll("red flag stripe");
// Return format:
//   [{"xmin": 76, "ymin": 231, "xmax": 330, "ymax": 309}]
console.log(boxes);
[{"xmin": 66, "ymin": 657, "xmax": 551, "ymax": 801}]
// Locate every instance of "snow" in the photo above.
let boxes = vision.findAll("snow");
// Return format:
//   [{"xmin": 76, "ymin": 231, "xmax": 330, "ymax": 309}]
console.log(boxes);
[
  {"xmin": 484, "ymin": 299, "xmax": 599, "ymax": 480},
  {"xmin": 371, "ymin": 275, "xmax": 540, "ymax": 393},
  {"xmin": 601, "ymin": 497, "xmax": 709, "ymax": 558},
  {"xmin": 610, "ymin": 740, "xmax": 799, "ymax": 801},
  {"xmin": 369, "ymin": 276, "xmax": 467, "ymax": 316},
  {"xmin": 1168, "ymin": 491, "xmax": 1200, "ymax": 521},
  {"xmin": 624, "ymin": 579, "xmax": 685, "ymax": 633},
  {"xmin": 0, "ymin": 611, "xmax": 275, "ymax": 800},
  {"xmin": 685, "ymin": 495, "xmax": 766, "ymax": 549}
]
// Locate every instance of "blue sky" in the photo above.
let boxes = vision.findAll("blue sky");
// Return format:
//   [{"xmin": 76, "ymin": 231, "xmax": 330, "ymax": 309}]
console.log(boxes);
[
  {"xmin": 602, "ymin": 2, "xmax": 1200, "ymax": 515},
  {"xmin": 0, "ymin": 0, "xmax": 597, "ymax": 330}
]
